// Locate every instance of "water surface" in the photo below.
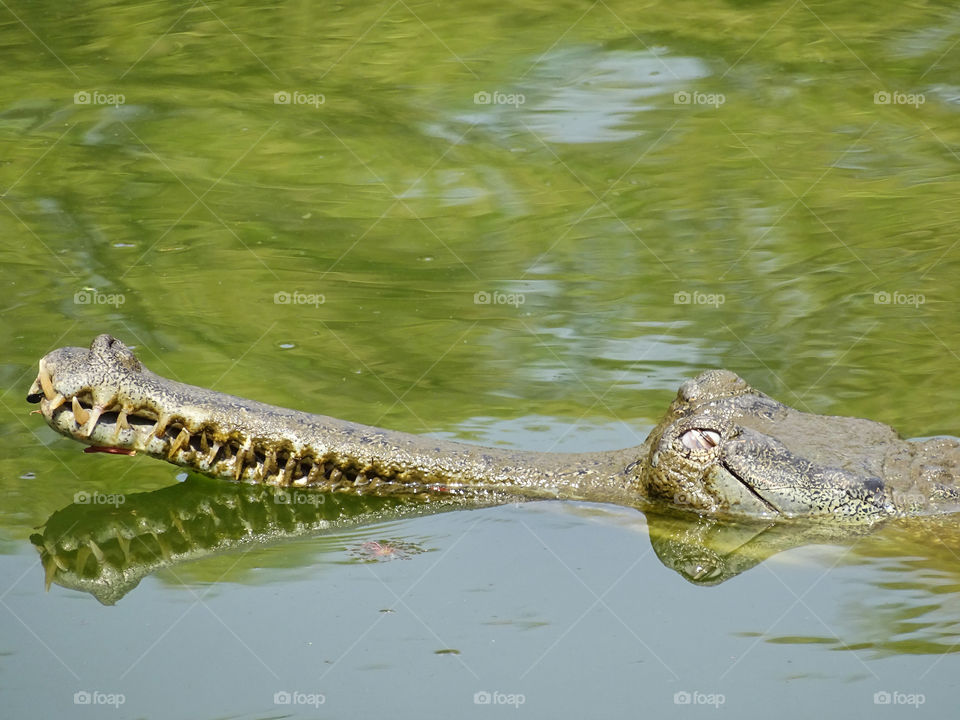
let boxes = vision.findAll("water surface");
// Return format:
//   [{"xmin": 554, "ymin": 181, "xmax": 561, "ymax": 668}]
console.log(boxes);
[{"xmin": 1, "ymin": 0, "xmax": 959, "ymax": 716}]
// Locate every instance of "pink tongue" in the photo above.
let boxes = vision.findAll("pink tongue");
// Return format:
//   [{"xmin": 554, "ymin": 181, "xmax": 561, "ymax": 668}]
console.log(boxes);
[{"xmin": 83, "ymin": 446, "xmax": 137, "ymax": 456}]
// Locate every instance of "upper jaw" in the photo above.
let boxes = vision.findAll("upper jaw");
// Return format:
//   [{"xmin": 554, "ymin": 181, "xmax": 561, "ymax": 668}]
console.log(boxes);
[{"xmin": 27, "ymin": 346, "xmax": 150, "ymax": 445}]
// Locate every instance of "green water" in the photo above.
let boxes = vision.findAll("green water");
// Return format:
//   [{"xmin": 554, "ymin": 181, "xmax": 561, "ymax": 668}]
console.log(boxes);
[{"xmin": 2, "ymin": 0, "xmax": 960, "ymax": 716}]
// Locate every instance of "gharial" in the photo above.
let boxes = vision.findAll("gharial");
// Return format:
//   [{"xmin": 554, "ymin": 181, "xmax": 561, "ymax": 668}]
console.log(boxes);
[{"xmin": 27, "ymin": 334, "xmax": 960, "ymax": 522}]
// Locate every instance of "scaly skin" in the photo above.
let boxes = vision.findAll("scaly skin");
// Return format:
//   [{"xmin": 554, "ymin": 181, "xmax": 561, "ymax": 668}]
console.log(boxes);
[
  {"xmin": 27, "ymin": 335, "xmax": 641, "ymax": 506},
  {"xmin": 26, "ymin": 334, "xmax": 960, "ymax": 520}
]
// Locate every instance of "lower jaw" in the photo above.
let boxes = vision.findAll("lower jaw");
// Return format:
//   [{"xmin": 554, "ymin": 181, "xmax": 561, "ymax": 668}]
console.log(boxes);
[{"xmin": 44, "ymin": 406, "xmax": 491, "ymax": 499}]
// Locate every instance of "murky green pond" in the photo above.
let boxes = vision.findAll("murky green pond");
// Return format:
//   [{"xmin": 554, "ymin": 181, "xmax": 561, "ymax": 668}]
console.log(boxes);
[{"xmin": 2, "ymin": 0, "xmax": 960, "ymax": 717}]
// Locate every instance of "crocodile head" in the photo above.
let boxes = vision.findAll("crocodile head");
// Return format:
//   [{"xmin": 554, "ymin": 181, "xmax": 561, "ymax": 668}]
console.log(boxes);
[{"xmin": 635, "ymin": 370, "xmax": 900, "ymax": 520}]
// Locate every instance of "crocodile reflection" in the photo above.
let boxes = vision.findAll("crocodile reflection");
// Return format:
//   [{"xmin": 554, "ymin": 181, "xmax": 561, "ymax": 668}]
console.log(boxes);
[
  {"xmin": 31, "ymin": 476, "xmax": 485, "ymax": 605},
  {"xmin": 32, "ymin": 475, "xmax": 887, "ymax": 604}
]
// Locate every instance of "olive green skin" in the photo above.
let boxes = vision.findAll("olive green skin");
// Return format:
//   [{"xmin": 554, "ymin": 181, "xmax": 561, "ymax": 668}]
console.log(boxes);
[{"xmin": 27, "ymin": 335, "xmax": 960, "ymax": 521}]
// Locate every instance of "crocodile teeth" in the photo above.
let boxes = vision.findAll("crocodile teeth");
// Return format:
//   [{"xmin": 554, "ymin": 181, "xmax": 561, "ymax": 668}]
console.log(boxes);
[
  {"xmin": 168, "ymin": 428, "xmax": 191, "ymax": 459},
  {"xmin": 234, "ymin": 444, "xmax": 249, "ymax": 480},
  {"xmin": 680, "ymin": 428, "xmax": 721, "ymax": 451},
  {"xmin": 81, "ymin": 405, "xmax": 105, "ymax": 438},
  {"xmin": 42, "ymin": 554, "xmax": 58, "ymax": 591},
  {"xmin": 39, "ymin": 367, "xmax": 55, "ymax": 400},
  {"xmin": 153, "ymin": 413, "xmax": 170, "ymax": 438},
  {"xmin": 281, "ymin": 456, "xmax": 296, "ymax": 485},
  {"xmin": 262, "ymin": 449, "xmax": 277, "ymax": 479},
  {"xmin": 71, "ymin": 396, "xmax": 90, "ymax": 426},
  {"xmin": 205, "ymin": 442, "xmax": 221, "ymax": 466},
  {"xmin": 112, "ymin": 408, "xmax": 130, "ymax": 442},
  {"xmin": 48, "ymin": 393, "xmax": 65, "ymax": 412}
]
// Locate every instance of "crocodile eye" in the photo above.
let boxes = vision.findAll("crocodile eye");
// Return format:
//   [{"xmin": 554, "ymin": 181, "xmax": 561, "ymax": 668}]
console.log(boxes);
[{"xmin": 680, "ymin": 428, "xmax": 721, "ymax": 451}]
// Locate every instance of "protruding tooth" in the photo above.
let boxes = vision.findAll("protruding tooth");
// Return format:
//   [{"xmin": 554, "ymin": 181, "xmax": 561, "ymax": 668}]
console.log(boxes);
[
  {"xmin": 153, "ymin": 413, "xmax": 170, "ymax": 438},
  {"xmin": 233, "ymin": 445, "xmax": 247, "ymax": 481},
  {"xmin": 112, "ymin": 408, "xmax": 130, "ymax": 443},
  {"xmin": 51, "ymin": 550, "xmax": 69, "ymax": 571},
  {"xmin": 87, "ymin": 539, "xmax": 105, "ymax": 564},
  {"xmin": 281, "ymin": 456, "xmax": 296, "ymax": 485},
  {"xmin": 199, "ymin": 430, "xmax": 209, "ymax": 453},
  {"xmin": 48, "ymin": 393, "xmax": 65, "ymax": 412},
  {"xmin": 262, "ymin": 449, "xmax": 277, "ymax": 479},
  {"xmin": 205, "ymin": 442, "xmax": 221, "ymax": 466},
  {"xmin": 168, "ymin": 428, "xmax": 191, "ymax": 459},
  {"xmin": 115, "ymin": 534, "xmax": 130, "ymax": 562},
  {"xmin": 71, "ymin": 397, "xmax": 90, "ymax": 425},
  {"xmin": 237, "ymin": 440, "xmax": 254, "ymax": 481},
  {"xmin": 42, "ymin": 554, "xmax": 58, "ymax": 591},
  {"xmin": 39, "ymin": 368, "xmax": 55, "ymax": 400},
  {"xmin": 81, "ymin": 405, "xmax": 105, "ymax": 438},
  {"xmin": 74, "ymin": 546, "xmax": 92, "ymax": 573},
  {"xmin": 306, "ymin": 462, "xmax": 322, "ymax": 486}
]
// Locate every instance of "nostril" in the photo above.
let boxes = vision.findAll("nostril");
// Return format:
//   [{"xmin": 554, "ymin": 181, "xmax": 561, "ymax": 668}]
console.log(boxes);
[{"xmin": 26, "ymin": 393, "xmax": 43, "ymax": 404}]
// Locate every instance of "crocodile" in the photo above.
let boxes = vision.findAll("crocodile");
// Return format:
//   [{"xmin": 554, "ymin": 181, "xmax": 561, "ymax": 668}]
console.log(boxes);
[{"xmin": 26, "ymin": 334, "xmax": 960, "ymax": 520}]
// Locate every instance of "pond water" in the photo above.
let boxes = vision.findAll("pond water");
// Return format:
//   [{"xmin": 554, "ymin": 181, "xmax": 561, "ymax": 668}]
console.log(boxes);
[{"xmin": 2, "ymin": 0, "xmax": 959, "ymax": 717}]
